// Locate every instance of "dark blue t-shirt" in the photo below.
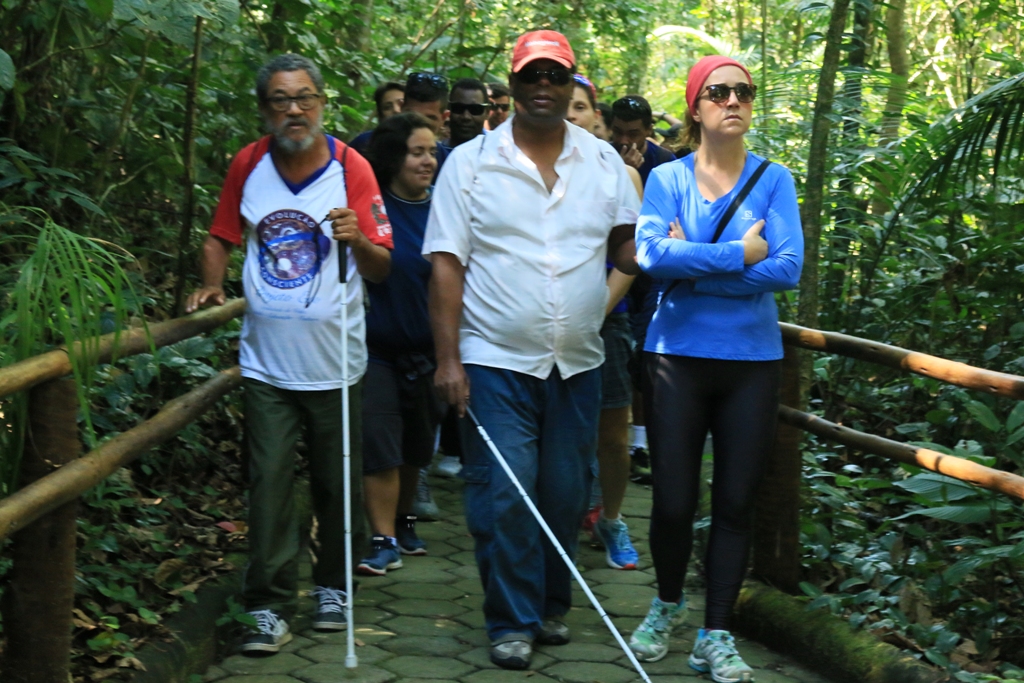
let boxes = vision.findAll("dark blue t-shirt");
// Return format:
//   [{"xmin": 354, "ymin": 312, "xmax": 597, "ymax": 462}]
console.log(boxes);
[
  {"xmin": 638, "ymin": 139, "xmax": 676, "ymax": 185},
  {"xmin": 365, "ymin": 190, "xmax": 434, "ymax": 357}
]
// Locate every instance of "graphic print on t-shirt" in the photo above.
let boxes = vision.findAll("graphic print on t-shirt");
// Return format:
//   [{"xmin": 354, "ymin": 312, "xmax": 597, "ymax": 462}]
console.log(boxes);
[{"xmin": 255, "ymin": 209, "xmax": 331, "ymax": 289}]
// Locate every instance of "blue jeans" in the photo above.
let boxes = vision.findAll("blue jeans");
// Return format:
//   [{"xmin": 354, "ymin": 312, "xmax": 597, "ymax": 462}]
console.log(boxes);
[{"xmin": 459, "ymin": 364, "xmax": 601, "ymax": 642}]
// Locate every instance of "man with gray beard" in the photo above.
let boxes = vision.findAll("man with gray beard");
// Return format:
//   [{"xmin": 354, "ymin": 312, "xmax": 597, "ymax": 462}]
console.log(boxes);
[{"xmin": 185, "ymin": 53, "xmax": 394, "ymax": 654}]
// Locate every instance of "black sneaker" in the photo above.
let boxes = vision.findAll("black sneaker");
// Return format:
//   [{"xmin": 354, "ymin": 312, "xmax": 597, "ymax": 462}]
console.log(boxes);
[
  {"xmin": 630, "ymin": 446, "xmax": 652, "ymax": 484},
  {"xmin": 310, "ymin": 586, "xmax": 348, "ymax": 631},
  {"xmin": 240, "ymin": 609, "xmax": 292, "ymax": 654},
  {"xmin": 395, "ymin": 514, "xmax": 428, "ymax": 555}
]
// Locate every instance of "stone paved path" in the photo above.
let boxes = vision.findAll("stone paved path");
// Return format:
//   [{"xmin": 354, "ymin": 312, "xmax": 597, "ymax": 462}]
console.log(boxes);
[{"xmin": 202, "ymin": 469, "xmax": 834, "ymax": 683}]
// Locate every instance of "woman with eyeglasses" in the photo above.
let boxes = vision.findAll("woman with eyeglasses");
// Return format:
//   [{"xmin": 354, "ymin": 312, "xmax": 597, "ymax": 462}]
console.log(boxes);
[
  {"xmin": 356, "ymin": 112, "xmax": 445, "ymax": 576},
  {"xmin": 627, "ymin": 56, "xmax": 803, "ymax": 682}
]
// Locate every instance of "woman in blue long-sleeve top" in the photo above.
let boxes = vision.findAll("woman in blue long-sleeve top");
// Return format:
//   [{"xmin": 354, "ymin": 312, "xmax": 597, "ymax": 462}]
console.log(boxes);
[{"xmin": 627, "ymin": 56, "xmax": 803, "ymax": 682}]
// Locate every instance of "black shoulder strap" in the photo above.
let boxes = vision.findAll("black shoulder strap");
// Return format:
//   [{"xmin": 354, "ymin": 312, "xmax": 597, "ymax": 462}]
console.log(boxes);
[{"xmin": 710, "ymin": 159, "xmax": 772, "ymax": 244}]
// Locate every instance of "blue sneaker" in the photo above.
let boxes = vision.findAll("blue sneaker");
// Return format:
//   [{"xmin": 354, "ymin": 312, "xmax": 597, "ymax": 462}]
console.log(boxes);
[
  {"xmin": 689, "ymin": 629, "xmax": 755, "ymax": 682},
  {"xmin": 357, "ymin": 535, "xmax": 403, "ymax": 576},
  {"xmin": 395, "ymin": 514, "xmax": 427, "ymax": 555},
  {"xmin": 594, "ymin": 514, "xmax": 639, "ymax": 569}
]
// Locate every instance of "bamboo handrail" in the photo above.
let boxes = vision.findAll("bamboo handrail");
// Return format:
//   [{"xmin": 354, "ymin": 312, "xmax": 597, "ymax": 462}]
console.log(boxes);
[
  {"xmin": 779, "ymin": 405, "xmax": 1024, "ymax": 501},
  {"xmin": 0, "ymin": 367, "xmax": 242, "ymax": 542},
  {"xmin": 780, "ymin": 322, "xmax": 1024, "ymax": 400},
  {"xmin": 0, "ymin": 299, "xmax": 246, "ymax": 400}
]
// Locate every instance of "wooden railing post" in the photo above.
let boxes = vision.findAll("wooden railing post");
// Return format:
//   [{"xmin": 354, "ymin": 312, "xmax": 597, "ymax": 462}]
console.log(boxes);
[
  {"xmin": 1, "ymin": 378, "xmax": 81, "ymax": 683},
  {"xmin": 752, "ymin": 345, "xmax": 802, "ymax": 593}
]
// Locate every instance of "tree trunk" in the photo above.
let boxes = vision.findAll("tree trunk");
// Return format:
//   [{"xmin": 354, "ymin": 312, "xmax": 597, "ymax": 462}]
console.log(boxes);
[
  {"xmin": 869, "ymin": 0, "xmax": 908, "ymax": 217},
  {"xmin": 824, "ymin": 0, "xmax": 872, "ymax": 322},
  {"xmin": 752, "ymin": 346, "xmax": 802, "ymax": 593},
  {"xmin": 345, "ymin": 0, "xmax": 374, "ymax": 55},
  {"xmin": 0, "ymin": 379, "xmax": 81, "ymax": 683},
  {"xmin": 173, "ymin": 17, "xmax": 204, "ymax": 317},
  {"xmin": 93, "ymin": 38, "xmax": 151, "ymax": 198},
  {"xmin": 796, "ymin": 0, "xmax": 851, "ymax": 403}
]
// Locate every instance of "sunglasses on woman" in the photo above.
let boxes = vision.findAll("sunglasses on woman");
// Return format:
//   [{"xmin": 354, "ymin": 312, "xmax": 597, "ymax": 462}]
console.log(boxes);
[
  {"xmin": 515, "ymin": 66, "xmax": 573, "ymax": 86},
  {"xmin": 449, "ymin": 102, "xmax": 490, "ymax": 116},
  {"xmin": 702, "ymin": 83, "xmax": 757, "ymax": 104}
]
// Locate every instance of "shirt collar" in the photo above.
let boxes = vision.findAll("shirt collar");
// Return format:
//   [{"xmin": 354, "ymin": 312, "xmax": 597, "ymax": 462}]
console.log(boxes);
[{"xmin": 492, "ymin": 115, "xmax": 586, "ymax": 162}]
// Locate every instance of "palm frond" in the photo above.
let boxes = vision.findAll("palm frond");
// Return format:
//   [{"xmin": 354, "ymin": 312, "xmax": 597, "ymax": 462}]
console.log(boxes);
[
  {"xmin": 0, "ymin": 205, "xmax": 148, "ymax": 496},
  {"xmin": 894, "ymin": 72, "xmax": 1024, "ymax": 214}
]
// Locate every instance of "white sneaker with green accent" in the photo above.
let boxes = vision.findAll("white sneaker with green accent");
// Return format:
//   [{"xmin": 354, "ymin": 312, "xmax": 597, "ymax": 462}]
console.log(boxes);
[
  {"xmin": 688, "ymin": 628, "xmax": 755, "ymax": 682},
  {"xmin": 628, "ymin": 595, "xmax": 687, "ymax": 662}
]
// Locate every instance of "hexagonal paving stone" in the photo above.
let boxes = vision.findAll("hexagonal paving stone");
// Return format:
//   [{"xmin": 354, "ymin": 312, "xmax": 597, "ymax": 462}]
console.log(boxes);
[
  {"xmin": 457, "ymin": 646, "xmax": 555, "ymax": 671},
  {"xmin": 377, "ymin": 635, "xmax": 473, "ymax": 657},
  {"xmin": 541, "ymin": 661, "xmax": 636, "ymax": 683},
  {"xmin": 381, "ymin": 582, "xmax": 466, "ymax": 601},
  {"xmin": 460, "ymin": 670, "xmax": 556, "ymax": 683},
  {"xmin": 594, "ymin": 583, "xmax": 657, "ymax": 602},
  {"xmin": 217, "ymin": 676, "xmax": 300, "ymax": 683},
  {"xmin": 353, "ymin": 589, "xmax": 392, "ymax": 608},
  {"xmin": 280, "ymin": 635, "xmax": 316, "ymax": 653},
  {"xmin": 221, "ymin": 653, "xmax": 312, "ymax": 676},
  {"xmin": 627, "ymin": 651, "xmax": 694, "ymax": 675},
  {"xmin": 454, "ymin": 594, "xmax": 484, "ymax": 611},
  {"xmin": 380, "ymin": 655, "xmax": 475, "ymax": 678},
  {"xmin": 744, "ymin": 669, "xmax": 804, "ymax": 683},
  {"xmin": 447, "ymin": 534, "xmax": 477, "ymax": 551},
  {"xmin": 298, "ymin": 644, "xmax": 392, "ymax": 665},
  {"xmin": 584, "ymin": 568, "xmax": 656, "ymax": 585},
  {"xmin": 379, "ymin": 615, "xmax": 468, "ymax": 637},
  {"xmin": 450, "ymin": 577, "xmax": 484, "ymax": 595},
  {"xmin": 454, "ymin": 609, "xmax": 486, "ymax": 629},
  {"xmin": 420, "ymin": 540, "xmax": 458, "ymax": 557},
  {"xmin": 414, "ymin": 525, "xmax": 456, "ymax": 542},
  {"xmin": 449, "ymin": 564, "xmax": 482, "ymax": 580},
  {"xmin": 602, "ymin": 596, "xmax": 657, "ymax": 618},
  {"xmin": 292, "ymin": 663, "xmax": 395, "ymax": 683},
  {"xmin": 305, "ymin": 625, "xmax": 397, "ymax": 647},
  {"xmin": 393, "ymin": 566, "xmax": 461, "ymax": 584},
  {"xmin": 449, "ymin": 550, "xmax": 478, "ymax": 566},
  {"xmin": 648, "ymin": 675, "xmax": 701, "ymax": 681},
  {"xmin": 536, "ymin": 642, "xmax": 623, "ymax": 662},
  {"xmin": 386, "ymin": 598, "xmax": 467, "ymax": 618}
]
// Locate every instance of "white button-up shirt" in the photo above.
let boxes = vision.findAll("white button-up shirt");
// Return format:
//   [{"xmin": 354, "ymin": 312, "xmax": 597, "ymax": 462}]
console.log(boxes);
[{"xmin": 422, "ymin": 119, "xmax": 640, "ymax": 380}]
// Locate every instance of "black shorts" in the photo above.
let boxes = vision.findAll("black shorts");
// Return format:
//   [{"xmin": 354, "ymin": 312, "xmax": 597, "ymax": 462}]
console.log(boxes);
[
  {"xmin": 362, "ymin": 359, "xmax": 445, "ymax": 474},
  {"xmin": 600, "ymin": 312, "xmax": 633, "ymax": 410}
]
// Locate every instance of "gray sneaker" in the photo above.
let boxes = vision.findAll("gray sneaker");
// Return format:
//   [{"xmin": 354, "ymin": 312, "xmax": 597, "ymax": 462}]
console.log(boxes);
[
  {"xmin": 537, "ymin": 619, "xmax": 570, "ymax": 645},
  {"xmin": 490, "ymin": 636, "xmax": 532, "ymax": 670},
  {"xmin": 240, "ymin": 609, "xmax": 292, "ymax": 654},
  {"xmin": 411, "ymin": 468, "xmax": 440, "ymax": 520},
  {"xmin": 628, "ymin": 595, "xmax": 687, "ymax": 662},
  {"xmin": 688, "ymin": 629, "xmax": 755, "ymax": 682}
]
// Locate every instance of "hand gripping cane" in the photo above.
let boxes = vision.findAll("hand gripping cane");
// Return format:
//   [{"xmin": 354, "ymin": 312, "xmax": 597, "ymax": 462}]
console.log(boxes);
[
  {"xmin": 465, "ymin": 407, "xmax": 652, "ymax": 683},
  {"xmin": 339, "ymin": 242, "xmax": 358, "ymax": 668}
]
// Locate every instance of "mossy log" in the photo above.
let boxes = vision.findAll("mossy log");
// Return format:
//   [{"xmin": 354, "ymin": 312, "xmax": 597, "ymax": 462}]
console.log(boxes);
[{"xmin": 733, "ymin": 581, "xmax": 948, "ymax": 683}]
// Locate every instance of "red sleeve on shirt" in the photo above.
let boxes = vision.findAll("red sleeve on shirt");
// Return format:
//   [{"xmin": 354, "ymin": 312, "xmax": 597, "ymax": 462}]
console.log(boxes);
[
  {"xmin": 209, "ymin": 137, "xmax": 271, "ymax": 246},
  {"xmin": 334, "ymin": 142, "xmax": 394, "ymax": 249}
]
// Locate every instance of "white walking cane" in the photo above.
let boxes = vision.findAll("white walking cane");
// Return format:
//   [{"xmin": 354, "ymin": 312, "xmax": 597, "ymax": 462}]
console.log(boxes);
[
  {"xmin": 339, "ymin": 242, "xmax": 358, "ymax": 668},
  {"xmin": 465, "ymin": 406, "xmax": 652, "ymax": 683}
]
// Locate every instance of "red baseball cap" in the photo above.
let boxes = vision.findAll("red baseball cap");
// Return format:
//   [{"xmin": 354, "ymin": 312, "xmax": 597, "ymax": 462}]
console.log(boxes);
[{"xmin": 512, "ymin": 30, "xmax": 575, "ymax": 73}]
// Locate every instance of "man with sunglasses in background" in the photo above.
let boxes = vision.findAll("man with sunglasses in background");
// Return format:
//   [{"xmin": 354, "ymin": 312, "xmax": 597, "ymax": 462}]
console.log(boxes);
[
  {"xmin": 485, "ymin": 82, "xmax": 510, "ymax": 130},
  {"xmin": 611, "ymin": 94, "xmax": 676, "ymax": 184},
  {"xmin": 424, "ymin": 30, "xmax": 640, "ymax": 670},
  {"xmin": 184, "ymin": 54, "xmax": 393, "ymax": 654},
  {"xmin": 444, "ymin": 78, "xmax": 490, "ymax": 149}
]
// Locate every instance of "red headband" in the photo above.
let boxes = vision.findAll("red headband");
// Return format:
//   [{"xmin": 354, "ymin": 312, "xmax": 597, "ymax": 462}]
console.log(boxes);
[{"xmin": 685, "ymin": 56, "xmax": 753, "ymax": 114}]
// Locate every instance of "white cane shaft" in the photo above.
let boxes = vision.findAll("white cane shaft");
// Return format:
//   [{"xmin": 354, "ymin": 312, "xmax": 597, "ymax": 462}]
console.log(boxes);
[
  {"xmin": 469, "ymin": 411, "xmax": 651, "ymax": 683},
  {"xmin": 341, "ymin": 279, "xmax": 358, "ymax": 668}
]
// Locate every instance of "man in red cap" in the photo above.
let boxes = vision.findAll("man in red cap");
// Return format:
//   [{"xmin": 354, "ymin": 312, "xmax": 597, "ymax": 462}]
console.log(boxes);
[{"xmin": 423, "ymin": 29, "xmax": 641, "ymax": 669}]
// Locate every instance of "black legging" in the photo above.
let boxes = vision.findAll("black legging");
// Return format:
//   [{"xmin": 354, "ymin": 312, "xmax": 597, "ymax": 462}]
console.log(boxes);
[{"xmin": 643, "ymin": 353, "xmax": 780, "ymax": 630}]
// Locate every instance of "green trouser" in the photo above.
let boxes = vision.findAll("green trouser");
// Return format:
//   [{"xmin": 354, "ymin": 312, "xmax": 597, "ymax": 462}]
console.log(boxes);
[{"xmin": 241, "ymin": 378, "xmax": 368, "ymax": 617}]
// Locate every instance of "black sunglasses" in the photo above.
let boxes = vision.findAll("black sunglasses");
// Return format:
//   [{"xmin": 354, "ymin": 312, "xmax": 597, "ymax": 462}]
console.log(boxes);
[
  {"xmin": 263, "ymin": 93, "xmax": 322, "ymax": 112},
  {"xmin": 408, "ymin": 71, "xmax": 449, "ymax": 89},
  {"xmin": 515, "ymin": 67, "xmax": 573, "ymax": 86},
  {"xmin": 491, "ymin": 102, "xmax": 510, "ymax": 112},
  {"xmin": 703, "ymin": 83, "xmax": 757, "ymax": 104},
  {"xmin": 450, "ymin": 102, "xmax": 490, "ymax": 116}
]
